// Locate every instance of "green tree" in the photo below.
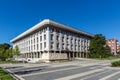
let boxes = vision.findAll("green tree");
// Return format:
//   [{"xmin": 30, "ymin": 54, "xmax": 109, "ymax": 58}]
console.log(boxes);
[
  {"xmin": 7, "ymin": 48, "xmax": 15, "ymax": 58},
  {"xmin": 89, "ymin": 34, "xmax": 111, "ymax": 58},
  {"xmin": 0, "ymin": 43, "xmax": 11, "ymax": 61},
  {"xmin": 0, "ymin": 43, "xmax": 10, "ymax": 50},
  {"xmin": 0, "ymin": 48, "xmax": 5, "ymax": 60},
  {"xmin": 14, "ymin": 45, "xmax": 20, "ymax": 56}
]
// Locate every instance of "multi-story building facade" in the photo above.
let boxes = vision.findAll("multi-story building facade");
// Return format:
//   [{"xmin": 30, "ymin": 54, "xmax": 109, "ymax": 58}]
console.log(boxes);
[
  {"xmin": 10, "ymin": 19, "xmax": 93, "ymax": 62},
  {"xmin": 106, "ymin": 39, "xmax": 119, "ymax": 55}
]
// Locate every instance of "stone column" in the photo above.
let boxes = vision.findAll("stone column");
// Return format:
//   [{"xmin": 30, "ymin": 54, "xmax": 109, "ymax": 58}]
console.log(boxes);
[
  {"xmin": 80, "ymin": 52, "xmax": 81, "ymax": 58},
  {"xmin": 40, "ymin": 52, "xmax": 41, "ymax": 58},
  {"xmin": 73, "ymin": 52, "xmax": 74, "ymax": 60},
  {"xmin": 83, "ymin": 53, "xmax": 84, "ymax": 58},
  {"xmin": 33, "ymin": 53, "xmax": 35, "ymax": 58},
  {"xmin": 76, "ymin": 52, "xmax": 78, "ymax": 58},
  {"xmin": 68, "ymin": 52, "xmax": 70, "ymax": 60},
  {"xmin": 86, "ymin": 52, "xmax": 88, "ymax": 58},
  {"xmin": 36, "ymin": 52, "xmax": 38, "ymax": 58}
]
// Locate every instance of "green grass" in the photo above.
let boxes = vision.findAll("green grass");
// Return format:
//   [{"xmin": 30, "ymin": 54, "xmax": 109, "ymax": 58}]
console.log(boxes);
[
  {"xmin": 0, "ymin": 67, "xmax": 15, "ymax": 80},
  {"xmin": 0, "ymin": 61, "xmax": 22, "ymax": 64},
  {"xmin": 92, "ymin": 56, "xmax": 119, "ymax": 60}
]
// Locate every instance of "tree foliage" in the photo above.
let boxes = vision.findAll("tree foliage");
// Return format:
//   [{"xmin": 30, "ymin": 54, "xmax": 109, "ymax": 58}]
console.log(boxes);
[
  {"xmin": 0, "ymin": 43, "xmax": 10, "ymax": 50},
  {"xmin": 0, "ymin": 43, "xmax": 11, "ymax": 61},
  {"xmin": 0, "ymin": 43, "xmax": 20, "ymax": 61},
  {"xmin": 89, "ymin": 34, "xmax": 111, "ymax": 58},
  {"xmin": 14, "ymin": 45, "xmax": 20, "ymax": 55}
]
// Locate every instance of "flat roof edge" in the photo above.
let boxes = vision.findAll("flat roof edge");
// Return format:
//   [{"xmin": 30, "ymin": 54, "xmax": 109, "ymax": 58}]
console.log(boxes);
[
  {"xmin": 10, "ymin": 19, "xmax": 50, "ymax": 43},
  {"xmin": 11, "ymin": 19, "xmax": 94, "ymax": 43}
]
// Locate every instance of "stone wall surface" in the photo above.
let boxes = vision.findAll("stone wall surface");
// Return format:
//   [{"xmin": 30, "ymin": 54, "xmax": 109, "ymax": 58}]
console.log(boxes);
[
  {"xmin": 49, "ymin": 53, "xmax": 68, "ymax": 60},
  {"xmin": 42, "ymin": 53, "xmax": 49, "ymax": 59}
]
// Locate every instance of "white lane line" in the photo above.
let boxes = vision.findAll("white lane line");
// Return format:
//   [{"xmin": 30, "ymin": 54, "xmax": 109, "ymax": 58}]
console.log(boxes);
[
  {"xmin": 89, "ymin": 66, "xmax": 100, "ymax": 69},
  {"xmin": 54, "ymin": 69, "xmax": 103, "ymax": 80},
  {"xmin": 21, "ymin": 66, "xmax": 81, "ymax": 77},
  {"xmin": 80, "ymin": 69, "xmax": 111, "ymax": 80},
  {"xmin": 99, "ymin": 71, "xmax": 120, "ymax": 80}
]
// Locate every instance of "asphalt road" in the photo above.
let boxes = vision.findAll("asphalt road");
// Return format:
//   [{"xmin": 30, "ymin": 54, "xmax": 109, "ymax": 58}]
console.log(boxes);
[{"xmin": 2, "ymin": 59, "xmax": 120, "ymax": 80}]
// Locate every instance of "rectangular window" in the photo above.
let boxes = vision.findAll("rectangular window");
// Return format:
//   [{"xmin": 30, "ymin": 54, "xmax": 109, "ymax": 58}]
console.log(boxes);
[
  {"xmin": 57, "ymin": 36, "xmax": 59, "ymax": 41},
  {"xmin": 29, "ymin": 46, "xmax": 30, "ymax": 51},
  {"xmin": 31, "ymin": 40, "xmax": 32, "ymax": 44},
  {"xmin": 62, "ymin": 43, "xmax": 64, "ymax": 49},
  {"xmin": 62, "ymin": 37, "xmax": 64, "ymax": 42},
  {"xmin": 51, "ymin": 28, "xmax": 54, "ymax": 32},
  {"xmin": 37, "ymin": 37, "xmax": 38, "ymax": 43},
  {"xmin": 57, "ymin": 43, "xmax": 59, "ymax": 49},
  {"xmin": 67, "ymin": 37, "xmax": 69, "ymax": 43},
  {"xmin": 71, "ymin": 45, "xmax": 73, "ymax": 50},
  {"xmin": 34, "ymin": 45, "xmax": 35, "ymax": 50},
  {"xmin": 40, "ymin": 36, "xmax": 42, "ymax": 41},
  {"xmin": 51, "ymin": 42, "xmax": 54, "ymax": 49},
  {"xmin": 44, "ymin": 42, "xmax": 46, "ymax": 48},
  {"xmin": 40, "ymin": 43, "xmax": 42, "ymax": 50},
  {"xmin": 51, "ymin": 34, "xmax": 53, "ymax": 41},
  {"xmin": 34, "ymin": 38, "xmax": 35, "ymax": 44},
  {"xmin": 37, "ymin": 44, "xmax": 39, "ymax": 50},
  {"xmin": 44, "ymin": 35, "xmax": 46, "ymax": 40}
]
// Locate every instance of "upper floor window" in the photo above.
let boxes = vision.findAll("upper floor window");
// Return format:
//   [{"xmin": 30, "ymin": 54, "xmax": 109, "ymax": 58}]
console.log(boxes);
[
  {"xmin": 62, "ymin": 36, "xmax": 64, "ymax": 42},
  {"xmin": 51, "ymin": 42, "xmax": 54, "ymax": 49},
  {"xmin": 37, "ymin": 44, "xmax": 39, "ymax": 50},
  {"xmin": 51, "ymin": 34, "xmax": 53, "ymax": 41},
  {"xmin": 40, "ymin": 36, "xmax": 42, "ymax": 41},
  {"xmin": 34, "ymin": 38, "xmax": 35, "ymax": 44},
  {"xmin": 50, "ymin": 28, "xmax": 54, "ymax": 32},
  {"xmin": 44, "ymin": 28, "xmax": 47, "ymax": 33},
  {"xmin": 57, "ymin": 36, "xmax": 59, "ymax": 41},
  {"xmin": 57, "ymin": 43, "xmax": 59, "ymax": 49},
  {"xmin": 44, "ymin": 35, "xmax": 46, "ymax": 40},
  {"xmin": 62, "ymin": 43, "xmax": 64, "ymax": 49},
  {"xmin": 34, "ymin": 45, "xmax": 35, "ymax": 50},
  {"xmin": 40, "ymin": 43, "xmax": 42, "ymax": 50},
  {"xmin": 37, "ymin": 37, "xmax": 38, "ymax": 43},
  {"xmin": 44, "ymin": 42, "xmax": 46, "ymax": 48}
]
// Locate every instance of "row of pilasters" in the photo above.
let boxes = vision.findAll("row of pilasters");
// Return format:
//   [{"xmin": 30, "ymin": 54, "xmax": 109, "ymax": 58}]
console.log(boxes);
[
  {"xmin": 68, "ymin": 52, "xmax": 88, "ymax": 60},
  {"xmin": 24, "ymin": 51, "xmax": 88, "ymax": 60},
  {"xmin": 24, "ymin": 52, "xmax": 43, "ymax": 58}
]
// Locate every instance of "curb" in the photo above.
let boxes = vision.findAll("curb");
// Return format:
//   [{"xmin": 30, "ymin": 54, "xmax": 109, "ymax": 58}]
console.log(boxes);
[{"xmin": 2, "ymin": 67, "xmax": 25, "ymax": 80}]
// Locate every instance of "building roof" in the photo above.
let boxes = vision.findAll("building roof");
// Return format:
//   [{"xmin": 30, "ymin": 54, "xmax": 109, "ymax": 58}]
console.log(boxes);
[
  {"xmin": 10, "ymin": 19, "xmax": 94, "ymax": 43},
  {"xmin": 106, "ymin": 39, "xmax": 118, "ymax": 41}
]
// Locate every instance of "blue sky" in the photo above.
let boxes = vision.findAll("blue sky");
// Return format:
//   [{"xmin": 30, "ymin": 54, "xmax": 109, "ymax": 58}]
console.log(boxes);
[{"xmin": 0, "ymin": 0, "xmax": 120, "ymax": 44}]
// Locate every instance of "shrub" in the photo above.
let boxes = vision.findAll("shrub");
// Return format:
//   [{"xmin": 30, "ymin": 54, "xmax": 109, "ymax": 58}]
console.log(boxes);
[{"xmin": 111, "ymin": 61, "xmax": 120, "ymax": 67}]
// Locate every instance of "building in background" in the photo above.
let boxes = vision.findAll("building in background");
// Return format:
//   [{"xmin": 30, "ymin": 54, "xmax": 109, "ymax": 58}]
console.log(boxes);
[
  {"xmin": 10, "ymin": 19, "xmax": 93, "ymax": 62},
  {"xmin": 106, "ymin": 39, "xmax": 119, "ymax": 55}
]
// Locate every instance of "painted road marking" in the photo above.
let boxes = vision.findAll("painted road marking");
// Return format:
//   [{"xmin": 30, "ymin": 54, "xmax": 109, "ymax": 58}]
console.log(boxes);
[
  {"xmin": 21, "ymin": 66, "xmax": 81, "ymax": 77},
  {"xmin": 99, "ymin": 71, "xmax": 120, "ymax": 80},
  {"xmin": 55, "ymin": 69, "xmax": 103, "ymax": 80}
]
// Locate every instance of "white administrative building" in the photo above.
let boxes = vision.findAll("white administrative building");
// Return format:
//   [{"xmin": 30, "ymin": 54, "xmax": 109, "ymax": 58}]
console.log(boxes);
[{"xmin": 10, "ymin": 19, "xmax": 94, "ymax": 62}]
